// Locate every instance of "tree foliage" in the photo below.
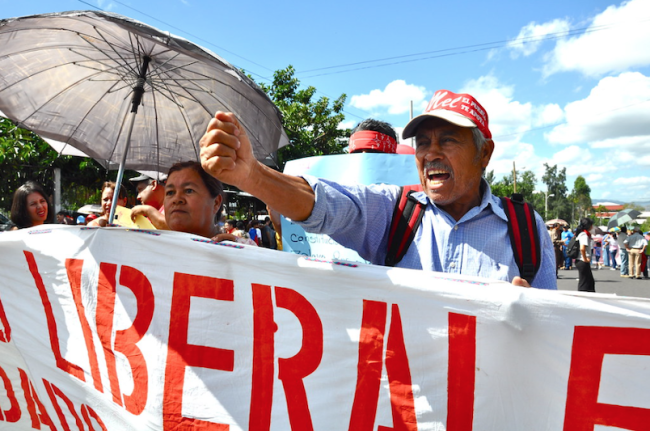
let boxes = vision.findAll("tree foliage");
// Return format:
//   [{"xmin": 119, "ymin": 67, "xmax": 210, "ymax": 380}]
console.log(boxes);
[
  {"xmin": 486, "ymin": 169, "xmax": 539, "ymax": 205},
  {"xmin": 541, "ymin": 163, "xmax": 571, "ymax": 221},
  {"xmin": 0, "ymin": 117, "xmax": 108, "ymax": 213},
  {"xmin": 569, "ymin": 175, "xmax": 592, "ymax": 221},
  {"xmin": 256, "ymin": 66, "xmax": 349, "ymax": 170}
]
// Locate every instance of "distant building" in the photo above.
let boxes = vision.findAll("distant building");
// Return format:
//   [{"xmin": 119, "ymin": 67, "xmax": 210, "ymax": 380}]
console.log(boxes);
[
  {"xmin": 593, "ymin": 202, "xmax": 624, "ymax": 218},
  {"xmin": 593, "ymin": 203, "xmax": 649, "ymax": 225}
]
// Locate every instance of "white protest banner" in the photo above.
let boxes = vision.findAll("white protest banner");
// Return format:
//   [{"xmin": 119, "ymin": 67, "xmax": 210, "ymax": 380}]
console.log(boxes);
[{"xmin": 1, "ymin": 225, "xmax": 650, "ymax": 430}]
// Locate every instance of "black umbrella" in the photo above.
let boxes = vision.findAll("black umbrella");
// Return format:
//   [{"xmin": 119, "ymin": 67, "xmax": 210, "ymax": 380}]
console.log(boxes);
[{"xmin": 607, "ymin": 209, "xmax": 642, "ymax": 229}]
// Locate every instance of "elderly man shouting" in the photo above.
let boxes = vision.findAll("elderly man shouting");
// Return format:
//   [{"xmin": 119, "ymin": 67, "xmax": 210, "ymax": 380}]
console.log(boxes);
[{"xmin": 199, "ymin": 90, "xmax": 556, "ymax": 289}]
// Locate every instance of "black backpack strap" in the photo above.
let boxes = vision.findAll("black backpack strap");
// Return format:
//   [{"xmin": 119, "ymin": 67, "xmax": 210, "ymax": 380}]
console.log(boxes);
[
  {"xmin": 385, "ymin": 185, "xmax": 425, "ymax": 267},
  {"xmin": 500, "ymin": 194, "xmax": 541, "ymax": 284}
]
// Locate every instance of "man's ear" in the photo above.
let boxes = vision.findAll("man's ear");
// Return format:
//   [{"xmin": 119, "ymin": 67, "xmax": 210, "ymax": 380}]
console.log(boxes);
[
  {"xmin": 213, "ymin": 194, "xmax": 223, "ymax": 213},
  {"xmin": 151, "ymin": 180, "xmax": 159, "ymax": 190},
  {"xmin": 481, "ymin": 139, "xmax": 495, "ymax": 169}
]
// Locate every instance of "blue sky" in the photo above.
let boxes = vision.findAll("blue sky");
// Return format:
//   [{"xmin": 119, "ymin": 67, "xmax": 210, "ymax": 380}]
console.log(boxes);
[{"xmin": 3, "ymin": 0, "xmax": 650, "ymax": 202}]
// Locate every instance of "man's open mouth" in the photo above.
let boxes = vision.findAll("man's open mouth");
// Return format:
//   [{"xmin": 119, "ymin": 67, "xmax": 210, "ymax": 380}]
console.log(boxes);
[{"xmin": 426, "ymin": 169, "xmax": 451, "ymax": 184}]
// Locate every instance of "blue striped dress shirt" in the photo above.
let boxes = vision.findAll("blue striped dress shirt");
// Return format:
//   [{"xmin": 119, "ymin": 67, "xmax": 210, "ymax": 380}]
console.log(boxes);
[{"xmin": 296, "ymin": 175, "xmax": 557, "ymax": 290}]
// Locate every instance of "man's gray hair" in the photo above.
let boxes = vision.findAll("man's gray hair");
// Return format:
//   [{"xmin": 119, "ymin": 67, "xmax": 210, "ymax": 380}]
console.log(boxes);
[{"xmin": 472, "ymin": 127, "xmax": 487, "ymax": 153}]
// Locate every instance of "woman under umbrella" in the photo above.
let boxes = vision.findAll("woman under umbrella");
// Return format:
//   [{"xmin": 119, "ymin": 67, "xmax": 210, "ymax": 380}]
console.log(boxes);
[{"xmin": 10, "ymin": 181, "xmax": 54, "ymax": 229}]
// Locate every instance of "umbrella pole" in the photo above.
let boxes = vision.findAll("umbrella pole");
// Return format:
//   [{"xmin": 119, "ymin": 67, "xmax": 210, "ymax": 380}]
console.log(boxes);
[
  {"xmin": 108, "ymin": 112, "xmax": 138, "ymax": 223},
  {"xmin": 108, "ymin": 56, "xmax": 151, "ymax": 224}
]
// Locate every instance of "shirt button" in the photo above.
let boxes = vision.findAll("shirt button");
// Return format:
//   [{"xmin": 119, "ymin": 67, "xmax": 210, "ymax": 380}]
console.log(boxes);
[
  {"xmin": 454, "ymin": 225, "xmax": 458, "ymax": 231},
  {"xmin": 450, "ymin": 262, "xmax": 456, "ymax": 268}
]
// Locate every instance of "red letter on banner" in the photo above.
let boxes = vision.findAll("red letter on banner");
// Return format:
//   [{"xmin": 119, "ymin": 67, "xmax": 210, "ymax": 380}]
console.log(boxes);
[
  {"xmin": 348, "ymin": 300, "xmax": 388, "ymax": 431},
  {"xmin": 18, "ymin": 368, "xmax": 55, "ymax": 430},
  {"xmin": 275, "ymin": 286, "xmax": 323, "ymax": 431},
  {"xmin": 447, "ymin": 312, "xmax": 476, "ymax": 431},
  {"xmin": 66, "ymin": 258, "xmax": 103, "ymax": 393},
  {"xmin": 379, "ymin": 304, "xmax": 418, "ymax": 431},
  {"xmin": 249, "ymin": 284, "xmax": 275, "ymax": 431},
  {"xmin": 349, "ymin": 301, "xmax": 419, "ymax": 431},
  {"xmin": 114, "ymin": 265, "xmax": 154, "ymax": 415},
  {"xmin": 163, "ymin": 273, "xmax": 234, "ymax": 430},
  {"xmin": 95, "ymin": 262, "xmax": 122, "ymax": 406},
  {"xmin": 0, "ymin": 292, "xmax": 11, "ymax": 343},
  {"xmin": 0, "ymin": 365, "xmax": 21, "ymax": 423},
  {"xmin": 96, "ymin": 264, "xmax": 154, "ymax": 414},
  {"xmin": 43, "ymin": 378, "xmax": 85, "ymax": 431},
  {"xmin": 24, "ymin": 251, "xmax": 86, "ymax": 382},
  {"xmin": 564, "ymin": 326, "xmax": 650, "ymax": 430},
  {"xmin": 81, "ymin": 404, "xmax": 108, "ymax": 431}
]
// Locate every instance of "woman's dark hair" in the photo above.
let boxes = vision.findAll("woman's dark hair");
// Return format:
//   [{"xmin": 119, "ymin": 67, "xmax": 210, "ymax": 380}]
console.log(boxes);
[
  {"xmin": 167, "ymin": 160, "xmax": 224, "ymax": 219},
  {"xmin": 236, "ymin": 221, "xmax": 245, "ymax": 231},
  {"xmin": 10, "ymin": 181, "xmax": 54, "ymax": 228},
  {"xmin": 577, "ymin": 217, "xmax": 594, "ymax": 232}
]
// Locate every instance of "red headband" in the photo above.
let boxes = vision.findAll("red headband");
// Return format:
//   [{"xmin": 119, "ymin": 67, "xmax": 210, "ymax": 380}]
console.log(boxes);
[{"xmin": 349, "ymin": 130, "xmax": 397, "ymax": 153}]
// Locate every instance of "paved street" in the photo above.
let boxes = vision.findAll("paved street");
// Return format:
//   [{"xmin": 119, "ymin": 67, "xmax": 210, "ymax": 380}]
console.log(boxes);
[{"xmin": 557, "ymin": 264, "xmax": 650, "ymax": 299}]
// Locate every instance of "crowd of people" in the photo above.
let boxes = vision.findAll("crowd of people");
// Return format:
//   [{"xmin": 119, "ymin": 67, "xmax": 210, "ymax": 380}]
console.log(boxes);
[
  {"xmin": 6, "ymin": 87, "xmax": 650, "ymax": 293},
  {"xmin": 550, "ymin": 221, "xmax": 649, "ymax": 292},
  {"xmin": 5, "ymin": 161, "xmax": 283, "ymax": 248}
]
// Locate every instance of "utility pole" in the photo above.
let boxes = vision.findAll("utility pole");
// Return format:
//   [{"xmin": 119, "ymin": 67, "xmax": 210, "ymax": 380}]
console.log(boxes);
[{"xmin": 537, "ymin": 190, "xmax": 555, "ymax": 220}]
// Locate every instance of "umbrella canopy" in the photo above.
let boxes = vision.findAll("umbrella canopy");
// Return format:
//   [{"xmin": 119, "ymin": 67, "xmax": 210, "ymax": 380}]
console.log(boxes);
[
  {"xmin": 545, "ymin": 218, "xmax": 568, "ymax": 226},
  {"xmin": 607, "ymin": 209, "xmax": 642, "ymax": 229},
  {"xmin": 0, "ymin": 10, "xmax": 289, "ymax": 173}
]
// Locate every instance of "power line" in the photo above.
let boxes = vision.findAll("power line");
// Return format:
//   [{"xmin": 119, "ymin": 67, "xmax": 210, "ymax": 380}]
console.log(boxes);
[{"xmin": 297, "ymin": 20, "xmax": 650, "ymax": 78}]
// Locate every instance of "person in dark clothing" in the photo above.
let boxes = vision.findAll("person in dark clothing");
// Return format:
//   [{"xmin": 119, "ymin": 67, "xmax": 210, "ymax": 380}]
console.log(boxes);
[
  {"xmin": 575, "ymin": 217, "xmax": 596, "ymax": 292},
  {"xmin": 261, "ymin": 216, "xmax": 277, "ymax": 249}
]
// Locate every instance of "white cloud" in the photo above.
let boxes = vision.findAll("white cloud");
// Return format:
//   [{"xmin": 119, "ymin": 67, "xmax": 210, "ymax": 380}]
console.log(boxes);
[
  {"xmin": 349, "ymin": 80, "xmax": 427, "ymax": 116},
  {"xmin": 460, "ymin": 75, "xmax": 533, "ymax": 139},
  {"xmin": 586, "ymin": 173, "xmax": 604, "ymax": 182},
  {"xmin": 543, "ymin": 0, "xmax": 650, "ymax": 77},
  {"xmin": 507, "ymin": 19, "xmax": 571, "ymax": 58},
  {"xmin": 613, "ymin": 176, "xmax": 650, "ymax": 190},
  {"xmin": 338, "ymin": 120, "xmax": 355, "ymax": 130},
  {"xmin": 97, "ymin": 0, "xmax": 115, "ymax": 11},
  {"xmin": 614, "ymin": 177, "xmax": 650, "ymax": 186},
  {"xmin": 545, "ymin": 72, "xmax": 650, "ymax": 145},
  {"xmin": 533, "ymin": 103, "xmax": 564, "ymax": 127}
]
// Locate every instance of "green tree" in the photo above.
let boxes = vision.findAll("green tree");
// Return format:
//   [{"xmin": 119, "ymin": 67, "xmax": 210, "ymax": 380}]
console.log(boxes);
[
  {"xmin": 624, "ymin": 202, "xmax": 645, "ymax": 212},
  {"xmin": 257, "ymin": 66, "xmax": 349, "ymax": 170},
  {"xmin": 541, "ymin": 163, "xmax": 570, "ymax": 221},
  {"xmin": 569, "ymin": 175, "xmax": 592, "ymax": 224},
  {"xmin": 486, "ymin": 169, "xmax": 538, "ymax": 204},
  {"xmin": 0, "ymin": 117, "xmax": 109, "ymax": 213}
]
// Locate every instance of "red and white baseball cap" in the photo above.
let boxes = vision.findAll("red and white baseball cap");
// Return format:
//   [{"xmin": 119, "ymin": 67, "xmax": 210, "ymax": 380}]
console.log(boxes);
[{"xmin": 402, "ymin": 90, "xmax": 492, "ymax": 140}]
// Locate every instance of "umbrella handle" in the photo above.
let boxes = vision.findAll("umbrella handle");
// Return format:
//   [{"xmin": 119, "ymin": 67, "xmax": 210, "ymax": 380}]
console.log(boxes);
[{"xmin": 109, "ymin": 55, "xmax": 151, "ymax": 223}]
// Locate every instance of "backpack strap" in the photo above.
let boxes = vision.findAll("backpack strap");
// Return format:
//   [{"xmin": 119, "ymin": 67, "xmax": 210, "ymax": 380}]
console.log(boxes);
[
  {"xmin": 500, "ymin": 194, "xmax": 541, "ymax": 284},
  {"xmin": 385, "ymin": 185, "xmax": 425, "ymax": 267}
]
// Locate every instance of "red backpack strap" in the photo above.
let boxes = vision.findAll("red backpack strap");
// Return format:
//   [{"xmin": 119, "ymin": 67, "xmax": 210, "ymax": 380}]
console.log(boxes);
[
  {"xmin": 500, "ymin": 194, "xmax": 541, "ymax": 284},
  {"xmin": 385, "ymin": 184, "xmax": 425, "ymax": 267}
]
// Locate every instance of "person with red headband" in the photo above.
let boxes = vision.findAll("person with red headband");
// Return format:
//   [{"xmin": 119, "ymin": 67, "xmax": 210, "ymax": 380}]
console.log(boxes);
[
  {"xmin": 348, "ymin": 119, "xmax": 398, "ymax": 154},
  {"xmin": 198, "ymin": 89, "xmax": 556, "ymax": 289}
]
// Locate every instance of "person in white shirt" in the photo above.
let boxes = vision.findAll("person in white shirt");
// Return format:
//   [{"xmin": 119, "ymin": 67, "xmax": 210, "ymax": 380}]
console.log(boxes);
[{"xmin": 576, "ymin": 217, "xmax": 596, "ymax": 292}]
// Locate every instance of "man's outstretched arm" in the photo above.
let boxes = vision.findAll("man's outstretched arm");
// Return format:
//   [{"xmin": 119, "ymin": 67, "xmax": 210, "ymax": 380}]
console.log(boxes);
[{"xmin": 200, "ymin": 111, "xmax": 315, "ymax": 221}]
